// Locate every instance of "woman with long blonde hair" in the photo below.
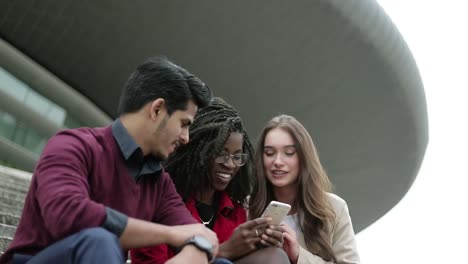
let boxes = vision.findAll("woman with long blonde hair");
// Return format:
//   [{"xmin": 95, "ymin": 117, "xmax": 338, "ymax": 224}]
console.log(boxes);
[{"xmin": 249, "ymin": 115, "xmax": 360, "ymax": 264}]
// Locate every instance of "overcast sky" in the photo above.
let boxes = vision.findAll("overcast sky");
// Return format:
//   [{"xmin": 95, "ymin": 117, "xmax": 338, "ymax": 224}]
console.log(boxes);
[{"xmin": 356, "ymin": 1, "xmax": 468, "ymax": 263}]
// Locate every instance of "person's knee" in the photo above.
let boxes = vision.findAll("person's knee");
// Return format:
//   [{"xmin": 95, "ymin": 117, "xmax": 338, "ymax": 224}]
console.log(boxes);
[
  {"xmin": 73, "ymin": 228, "xmax": 123, "ymax": 262},
  {"xmin": 234, "ymin": 247, "xmax": 289, "ymax": 264},
  {"xmin": 213, "ymin": 258, "xmax": 234, "ymax": 264},
  {"xmin": 260, "ymin": 247, "xmax": 289, "ymax": 262},
  {"xmin": 78, "ymin": 227, "xmax": 119, "ymax": 246},
  {"xmin": 25, "ymin": 228, "xmax": 122, "ymax": 263}
]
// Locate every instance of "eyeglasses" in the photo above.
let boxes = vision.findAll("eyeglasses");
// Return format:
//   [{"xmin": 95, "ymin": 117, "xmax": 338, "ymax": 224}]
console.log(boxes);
[{"xmin": 214, "ymin": 153, "xmax": 248, "ymax": 167}]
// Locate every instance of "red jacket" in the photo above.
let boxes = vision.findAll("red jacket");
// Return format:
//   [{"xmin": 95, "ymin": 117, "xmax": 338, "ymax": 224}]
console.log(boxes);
[{"xmin": 130, "ymin": 191, "xmax": 247, "ymax": 264}]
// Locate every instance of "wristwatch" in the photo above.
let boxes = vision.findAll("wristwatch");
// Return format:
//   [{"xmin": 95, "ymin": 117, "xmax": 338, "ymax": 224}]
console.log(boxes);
[{"xmin": 183, "ymin": 235, "xmax": 214, "ymax": 261}]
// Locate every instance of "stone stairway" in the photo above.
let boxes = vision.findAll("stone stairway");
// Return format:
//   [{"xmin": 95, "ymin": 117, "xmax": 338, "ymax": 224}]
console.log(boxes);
[
  {"xmin": 0, "ymin": 166, "xmax": 31, "ymax": 255},
  {"xmin": 0, "ymin": 166, "xmax": 132, "ymax": 263}
]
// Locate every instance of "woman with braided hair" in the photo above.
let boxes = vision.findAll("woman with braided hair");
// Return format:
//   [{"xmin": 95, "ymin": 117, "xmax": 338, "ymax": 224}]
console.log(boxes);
[{"xmin": 131, "ymin": 98, "xmax": 289, "ymax": 264}]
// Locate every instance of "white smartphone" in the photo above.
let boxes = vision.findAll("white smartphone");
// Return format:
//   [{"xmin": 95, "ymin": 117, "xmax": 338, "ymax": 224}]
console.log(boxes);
[{"xmin": 261, "ymin": 201, "xmax": 291, "ymax": 225}]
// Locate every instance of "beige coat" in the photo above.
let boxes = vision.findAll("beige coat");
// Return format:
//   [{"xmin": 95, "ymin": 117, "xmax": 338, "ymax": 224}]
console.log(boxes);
[{"xmin": 296, "ymin": 193, "xmax": 360, "ymax": 264}]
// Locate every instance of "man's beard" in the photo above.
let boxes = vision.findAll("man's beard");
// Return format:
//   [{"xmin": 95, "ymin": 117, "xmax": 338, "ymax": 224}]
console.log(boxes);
[
  {"xmin": 153, "ymin": 151, "xmax": 168, "ymax": 161},
  {"xmin": 152, "ymin": 114, "xmax": 170, "ymax": 160}
]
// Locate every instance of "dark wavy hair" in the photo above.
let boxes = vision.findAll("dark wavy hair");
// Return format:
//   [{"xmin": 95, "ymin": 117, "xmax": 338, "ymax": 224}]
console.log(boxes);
[
  {"xmin": 249, "ymin": 115, "xmax": 337, "ymax": 262},
  {"xmin": 165, "ymin": 97, "xmax": 254, "ymax": 204},
  {"xmin": 118, "ymin": 56, "xmax": 212, "ymax": 115}
]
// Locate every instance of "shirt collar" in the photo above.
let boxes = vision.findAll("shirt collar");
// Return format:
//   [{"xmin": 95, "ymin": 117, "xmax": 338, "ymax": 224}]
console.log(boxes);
[
  {"xmin": 112, "ymin": 118, "xmax": 140, "ymax": 160},
  {"xmin": 112, "ymin": 118, "xmax": 162, "ymax": 182}
]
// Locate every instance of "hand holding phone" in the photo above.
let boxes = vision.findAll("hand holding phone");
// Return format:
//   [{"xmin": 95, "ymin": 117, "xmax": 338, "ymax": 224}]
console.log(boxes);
[{"xmin": 261, "ymin": 201, "xmax": 291, "ymax": 225}]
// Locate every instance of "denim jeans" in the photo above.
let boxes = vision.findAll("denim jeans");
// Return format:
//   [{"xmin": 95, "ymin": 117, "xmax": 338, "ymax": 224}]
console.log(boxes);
[
  {"xmin": 11, "ymin": 227, "xmax": 233, "ymax": 264},
  {"xmin": 12, "ymin": 227, "xmax": 123, "ymax": 264}
]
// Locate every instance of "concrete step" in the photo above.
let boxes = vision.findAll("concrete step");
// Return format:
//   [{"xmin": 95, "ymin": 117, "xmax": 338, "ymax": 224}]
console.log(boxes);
[
  {"xmin": 0, "ymin": 205, "xmax": 23, "ymax": 216},
  {"xmin": 0, "ymin": 188, "xmax": 28, "ymax": 199},
  {"xmin": 0, "ymin": 236, "xmax": 13, "ymax": 253},
  {"xmin": 0, "ymin": 179, "xmax": 30, "ymax": 193},
  {"xmin": 0, "ymin": 171, "xmax": 31, "ymax": 195},
  {"xmin": 0, "ymin": 196, "xmax": 25, "ymax": 210},
  {"xmin": 0, "ymin": 208, "xmax": 21, "ymax": 216},
  {"xmin": 0, "ymin": 199, "xmax": 26, "ymax": 210},
  {"xmin": 0, "ymin": 203, "xmax": 23, "ymax": 217},
  {"xmin": 0, "ymin": 175, "xmax": 30, "ymax": 185},
  {"xmin": 0, "ymin": 189, "xmax": 29, "ymax": 199},
  {"xmin": 0, "ymin": 165, "xmax": 32, "ymax": 180},
  {"xmin": 0, "ymin": 190, "xmax": 27, "ymax": 203},
  {"xmin": 0, "ymin": 170, "xmax": 31, "ymax": 180},
  {"xmin": 0, "ymin": 184, "xmax": 30, "ymax": 198},
  {"xmin": 0, "ymin": 173, "xmax": 31, "ymax": 185},
  {"xmin": 0, "ymin": 223, "xmax": 16, "ymax": 238},
  {"xmin": 0, "ymin": 182, "xmax": 30, "ymax": 192},
  {"xmin": 0, "ymin": 213, "xmax": 20, "ymax": 226}
]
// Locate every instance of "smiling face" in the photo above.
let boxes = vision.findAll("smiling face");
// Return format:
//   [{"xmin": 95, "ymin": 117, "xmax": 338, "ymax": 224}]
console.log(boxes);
[
  {"xmin": 149, "ymin": 99, "xmax": 198, "ymax": 160},
  {"xmin": 263, "ymin": 128, "xmax": 300, "ymax": 189},
  {"xmin": 209, "ymin": 132, "xmax": 244, "ymax": 192}
]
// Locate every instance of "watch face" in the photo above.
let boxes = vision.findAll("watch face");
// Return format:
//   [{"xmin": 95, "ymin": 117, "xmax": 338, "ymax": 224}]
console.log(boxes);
[{"xmin": 193, "ymin": 236, "xmax": 213, "ymax": 251}]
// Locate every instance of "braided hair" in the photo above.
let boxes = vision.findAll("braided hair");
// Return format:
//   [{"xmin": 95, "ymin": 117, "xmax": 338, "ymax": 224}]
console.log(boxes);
[{"xmin": 165, "ymin": 97, "xmax": 254, "ymax": 204}]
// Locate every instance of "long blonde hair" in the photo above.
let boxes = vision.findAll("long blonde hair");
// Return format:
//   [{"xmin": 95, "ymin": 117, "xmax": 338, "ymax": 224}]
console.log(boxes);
[{"xmin": 249, "ymin": 115, "xmax": 337, "ymax": 262}]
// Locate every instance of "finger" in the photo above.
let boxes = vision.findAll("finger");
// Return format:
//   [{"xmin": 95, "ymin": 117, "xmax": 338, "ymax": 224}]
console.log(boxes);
[
  {"xmin": 259, "ymin": 237, "xmax": 282, "ymax": 248},
  {"xmin": 261, "ymin": 231, "xmax": 282, "ymax": 247},
  {"xmin": 268, "ymin": 224, "xmax": 286, "ymax": 233},
  {"xmin": 280, "ymin": 224, "xmax": 295, "ymax": 235},
  {"xmin": 280, "ymin": 224, "xmax": 297, "ymax": 242},
  {"xmin": 205, "ymin": 231, "xmax": 218, "ymax": 244},
  {"xmin": 282, "ymin": 231, "xmax": 293, "ymax": 242},
  {"xmin": 240, "ymin": 218, "xmax": 270, "ymax": 229},
  {"xmin": 207, "ymin": 227, "xmax": 218, "ymax": 238},
  {"xmin": 282, "ymin": 231, "xmax": 298, "ymax": 246},
  {"xmin": 265, "ymin": 228, "xmax": 284, "ymax": 241},
  {"xmin": 280, "ymin": 223, "xmax": 291, "ymax": 230},
  {"xmin": 239, "ymin": 226, "xmax": 258, "ymax": 239},
  {"xmin": 247, "ymin": 236, "xmax": 262, "ymax": 245},
  {"xmin": 262, "ymin": 216, "xmax": 273, "ymax": 225},
  {"xmin": 203, "ymin": 229, "xmax": 219, "ymax": 247},
  {"xmin": 259, "ymin": 238, "xmax": 271, "ymax": 247}
]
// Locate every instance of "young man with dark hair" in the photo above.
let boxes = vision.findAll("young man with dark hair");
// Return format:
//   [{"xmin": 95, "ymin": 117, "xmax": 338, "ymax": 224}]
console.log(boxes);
[{"xmin": 0, "ymin": 57, "xmax": 224, "ymax": 264}]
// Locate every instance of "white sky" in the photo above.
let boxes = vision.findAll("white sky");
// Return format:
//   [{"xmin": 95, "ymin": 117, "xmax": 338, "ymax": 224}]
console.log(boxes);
[{"xmin": 356, "ymin": 1, "xmax": 468, "ymax": 263}]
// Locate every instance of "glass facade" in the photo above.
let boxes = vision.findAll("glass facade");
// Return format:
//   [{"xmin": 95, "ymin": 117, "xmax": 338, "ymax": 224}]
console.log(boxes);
[{"xmin": 0, "ymin": 67, "xmax": 84, "ymax": 168}]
